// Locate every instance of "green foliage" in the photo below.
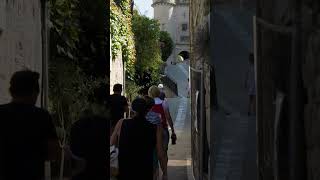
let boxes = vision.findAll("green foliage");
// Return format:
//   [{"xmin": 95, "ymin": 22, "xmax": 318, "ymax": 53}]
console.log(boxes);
[
  {"xmin": 125, "ymin": 80, "xmax": 142, "ymax": 102},
  {"xmin": 48, "ymin": 59, "xmax": 104, "ymax": 129},
  {"xmin": 49, "ymin": 0, "xmax": 109, "ymax": 177},
  {"xmin": 49, "ymin": 0, "xmax": 108, "ymax": 140},
  {"xmin": 49, "ymin": 0, "xmax": 80, "ymax": 60},
  {"xmin": 132, "ymin": 13, "xmax": 162, "ymax": 88},
  {"xmin": 77, "ymin": 0, "xmax": 109, "ymax": 77},
  {"xmin": 110, "ymin": 0, "xmax": 136, "ymax": 78},
  {"xmin": 159, "ymin": 31, "xmax": 174, "ymax": 62},
  {"xmin": 118, "ymin": 0, "xmax": 132, "ymax": 17}
]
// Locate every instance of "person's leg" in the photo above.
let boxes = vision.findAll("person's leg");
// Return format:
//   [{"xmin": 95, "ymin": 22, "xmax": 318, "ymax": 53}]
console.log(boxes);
[{"xmin": 162, "ymin": 128, "xmax": 170, "ymax": 167}]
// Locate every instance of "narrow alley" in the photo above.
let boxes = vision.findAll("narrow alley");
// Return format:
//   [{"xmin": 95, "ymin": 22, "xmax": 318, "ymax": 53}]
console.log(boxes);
[
  {"xmin": 165, "ymin": 61, "xmax": 193, "ymax": 180},
  {"xmin": 1, "ymin": 0, "xmax": 318, "ymax": 179}
]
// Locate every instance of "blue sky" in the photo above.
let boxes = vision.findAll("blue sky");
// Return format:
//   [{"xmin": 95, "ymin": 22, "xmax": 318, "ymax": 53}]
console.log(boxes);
[{"xmin": 134, "ymin": 0, "xmax": 153, "ymax": 18}]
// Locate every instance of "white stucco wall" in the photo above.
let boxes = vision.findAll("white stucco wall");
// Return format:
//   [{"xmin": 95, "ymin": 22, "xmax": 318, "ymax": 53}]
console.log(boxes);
[
  {"xmin": 110, "ymin": 51, "xmax": 124, "ymax": 95},
  {"xmin": 173, "ymin": 4, "xmax": 190, "ymax": 63},
  {"xmin": 153, "ymin": 3, "xmax": 175, "ymax": 40},
  {"xmin": 0, "ymin": 0, "xmax": 43, "ymax": 104},
  {"xmin": 174, "ymin": 5, "xmax": 190, "ymax": 44}
]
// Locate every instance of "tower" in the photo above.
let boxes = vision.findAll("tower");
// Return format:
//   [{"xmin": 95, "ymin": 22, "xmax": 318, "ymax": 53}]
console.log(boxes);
[
  {"xmin": 152, "ymin": 0, "xmax": 176, "ymax": 49},
  {"xmin": 152, "ymin": 0, "xmax": 190, "ymax": 64},
  {"xmin": 173, "ymin": 0, "xmax": 190, "ymax": 63}
]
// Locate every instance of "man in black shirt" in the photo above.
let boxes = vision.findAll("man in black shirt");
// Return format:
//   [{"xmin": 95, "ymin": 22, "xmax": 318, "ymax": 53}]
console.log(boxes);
[
  {"xmin": 108, "ymin": 84, "xmax": 128, "ymax": 132},
  {"xmin": 0, "ymin": 70, "xmax": 60, "ymax": 180}
]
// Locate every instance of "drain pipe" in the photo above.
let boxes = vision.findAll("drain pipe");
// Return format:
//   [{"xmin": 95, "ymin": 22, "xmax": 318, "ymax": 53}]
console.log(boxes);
[{"xmin": 289, "ymin": 0, "xmax": 306, "ymax": 179}]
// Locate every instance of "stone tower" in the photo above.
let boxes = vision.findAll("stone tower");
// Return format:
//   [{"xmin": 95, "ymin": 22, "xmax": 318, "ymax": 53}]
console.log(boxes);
[
  {"xmin": 152, "ymin": 0, "xmax": 190, "ymax": 64},
  {"xmin": 152, "ymin": 0, "xmax": 176, "ymax": 41}
]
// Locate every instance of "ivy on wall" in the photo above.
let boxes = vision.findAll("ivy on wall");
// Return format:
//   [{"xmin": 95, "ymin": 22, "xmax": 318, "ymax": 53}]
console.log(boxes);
[{"xmin": 110, "ymin": 0, "xmax": 136, "ymax": 79}]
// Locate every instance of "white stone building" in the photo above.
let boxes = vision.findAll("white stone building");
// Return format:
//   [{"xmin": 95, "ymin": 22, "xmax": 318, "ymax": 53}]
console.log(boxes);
[
  {"xmin": 0, "ymin": 0, "xmax": 47, "ymax": 106},
  {"xmin": 152, "ymin": 0, "xmax": 190, "ymax": 64}
]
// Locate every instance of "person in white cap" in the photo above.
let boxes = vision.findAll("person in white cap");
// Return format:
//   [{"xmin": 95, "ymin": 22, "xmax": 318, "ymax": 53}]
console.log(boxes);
[{"xmin": 158, "ymin": 84, "xmax": 166, "ymax": 101}]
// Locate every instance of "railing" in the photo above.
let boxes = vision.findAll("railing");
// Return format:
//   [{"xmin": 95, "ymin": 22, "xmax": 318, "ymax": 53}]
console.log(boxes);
[{"xmin": 161, "ymin": 75, "xmax": 178, "ymax": 96}]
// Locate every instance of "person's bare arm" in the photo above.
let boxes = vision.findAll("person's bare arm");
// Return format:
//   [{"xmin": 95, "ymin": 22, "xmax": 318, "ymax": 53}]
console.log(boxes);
[
  {"xmin": 123, "ymin": 97, "xmax": 129, "ymax": 118},
  {"xmin": 156, "ymin": 126, "xmax": 167, "ymax": 175},
  {"xmin": 124, "ymin": 104, "xmax": 129, "ymax": 117},
  {"xmin": 163, "ymin": 102, "xmax": 175, "ymax": 135},
  {"xmin": 110, "ymin": 119, "xmax": 123, "ymax": 145}
]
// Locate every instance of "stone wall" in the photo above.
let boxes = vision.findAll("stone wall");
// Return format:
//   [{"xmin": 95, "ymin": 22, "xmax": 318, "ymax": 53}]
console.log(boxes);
[
  {"xmin": 109, "ymin": 51, "xmax": 124, "ymax": 94},
  {"xmin": 257, "ymin": 0, "xmax": 320, "ymax": 179},
  {"xmin": 190, "ymin": 0, "xmax": 212, "ymax": 179},
  {"xmin": 0, "ymin": 0, "xmax": 43, "ymax": 105},
  {"xmin": 301, "ymin": 1, "xmax": 320, "ymax": 179}
]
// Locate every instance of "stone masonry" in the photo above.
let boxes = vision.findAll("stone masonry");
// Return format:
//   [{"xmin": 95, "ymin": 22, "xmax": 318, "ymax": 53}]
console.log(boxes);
[
  {"xmin": 302, "ymin": 1, "xmax": 320, "ymax": 179},
  {"xmin": 190, "ymin": 0, "xmax": 212, "ymax": 179}
]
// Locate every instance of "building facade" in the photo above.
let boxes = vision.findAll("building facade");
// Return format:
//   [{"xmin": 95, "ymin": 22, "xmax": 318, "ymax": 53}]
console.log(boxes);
[{"xmin": 152, "ymin": 0, "xmax": 190, "ymax": 64}]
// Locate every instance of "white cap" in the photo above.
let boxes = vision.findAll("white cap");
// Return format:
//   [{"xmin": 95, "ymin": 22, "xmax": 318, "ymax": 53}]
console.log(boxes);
[{"xmin": 158, "ymin": 84, "xmax": 164, "ymax": 89}]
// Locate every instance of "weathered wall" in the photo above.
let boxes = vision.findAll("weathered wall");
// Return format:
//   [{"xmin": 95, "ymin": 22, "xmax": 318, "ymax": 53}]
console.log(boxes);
[
  {"xmin": 0, "ymin": 0, "xmax": 43, "ymax": 104},
  {"xmin": 174, "ymin": 4, "xmax": 190, "ymax": 62},
  {"xmin": 257, "ymin": 0, "xmax": 320, "ymax": 179},
  {"xmin": 301, "ymin": 1, "xmax": 320, "ymax": 179},
  {"xmin": 109, "ymin": 50, "xmax": 124, "ymax": 94},
  {"xmin": 190, "ymin": 0, "xmax": 212, "ymax": 179}
]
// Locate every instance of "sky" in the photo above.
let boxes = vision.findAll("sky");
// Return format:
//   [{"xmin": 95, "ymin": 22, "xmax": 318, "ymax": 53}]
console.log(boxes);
[{"xmin": 134, "ymin": 0, "xmax": 154, "ymax": 18}]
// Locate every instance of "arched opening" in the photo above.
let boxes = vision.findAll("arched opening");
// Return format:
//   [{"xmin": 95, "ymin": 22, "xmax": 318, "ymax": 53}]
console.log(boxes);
[{"xmin": 178, "ymin": 51, "xmax": 190, "ymax": 60}]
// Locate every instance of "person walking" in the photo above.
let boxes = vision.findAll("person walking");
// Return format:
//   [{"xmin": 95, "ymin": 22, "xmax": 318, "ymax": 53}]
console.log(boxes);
[
  {"xmin": 158, "ymin": 84, "xmax": 166, "ymax": 101},
  {"xmin": 108, "ymin": 84, "xmax": 129, "ymax": 133},
  {"xmin": 70, "ymin": 87, "xmax": 110, "ymax": 180},
  {"xmin": 245, "ymin": 53, "xmax": 256, "ymax": 116},
  {"xmin": 148, "ymin": 86, "xmax": 176, "ymax": 176},
  {"xmin": 144, "ymin": 96, "xmax": 168, "ymax": 180},
  {"xmin": 111, "ymin": 98, "xmax": 157, "ymax": 180},
  {"xmin": 0, "ymin": 70, "xmax": 60, "ymax": 180}
]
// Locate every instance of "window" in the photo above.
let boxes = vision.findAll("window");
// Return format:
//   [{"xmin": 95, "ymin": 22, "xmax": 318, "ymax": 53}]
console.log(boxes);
[
  {"xmin": 180, "ymin": 36, "xmax": 190, "ymax": 42},
  {"xmin": 182, "ymin": 23, "xmax": 188, "ymax": 31}
]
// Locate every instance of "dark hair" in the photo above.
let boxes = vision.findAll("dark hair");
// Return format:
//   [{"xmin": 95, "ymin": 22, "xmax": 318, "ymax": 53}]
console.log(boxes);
[
  {"xmin": 131, "ymin": 98, "xmax": 147, "ymax": 117},
  {"xmin": 249, "ymin": 53, "xmax": 254, "ymax": 64},
  {"xmin": 113, "ymin": 84, "xmax": 122, "ymax": 92},
  {"xmin": 9, "ymin": 70, "xmax": 40, "ymax": 97},
  {"xmin": 144, "ymin": 95, "xmax": 155, "ymax": 110}
]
